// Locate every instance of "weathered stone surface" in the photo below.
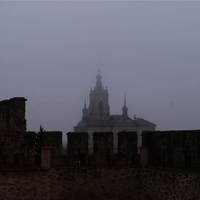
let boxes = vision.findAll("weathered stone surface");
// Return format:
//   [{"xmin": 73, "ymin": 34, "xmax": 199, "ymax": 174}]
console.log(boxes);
[
  {"xmin": 42, "ymin": 131, "xmax": 62, "ymax": 167},
  {"xmin": 0, "ymin": 131, "xmax": 36, "ymax": 165},
  {"xmin": 0, "ymin": 97, "xmax": 27, "ymax": 132},
  {"xmin": 142, "ymin": 130, "xmax": 200, "ymax": 170},
  {"xmin": 41, "ymin": 147, "xmax": 51, "ymax": 169},
  {"xmin": 0, "ymin": 167, "xmax": 200, "ymax": 200}
]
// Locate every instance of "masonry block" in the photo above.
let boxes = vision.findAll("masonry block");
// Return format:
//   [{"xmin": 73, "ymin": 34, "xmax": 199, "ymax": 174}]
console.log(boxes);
[
  {"xmin": 41, "ymin": 147, "xmax": 51, "ymax": 169},
  {"xmin": 42, "ymin": 131, "xmax": 62, "ymax": 167},
  {"xmin": 93, "ymin": 132, "xmax": 113, "ymax": 166}
]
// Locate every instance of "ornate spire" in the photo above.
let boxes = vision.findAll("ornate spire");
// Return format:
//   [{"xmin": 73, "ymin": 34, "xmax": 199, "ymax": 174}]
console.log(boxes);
[
  {"xmin": 122, "ymin": 93, "xmax": 128, "ymax": 116},
  {"xmin": 96, "ymin": 62, "xmax": 102, "ymax": 88},
  {"xmin": 82, "ymin": 96, "xmax": 88, "ymax": 120}
]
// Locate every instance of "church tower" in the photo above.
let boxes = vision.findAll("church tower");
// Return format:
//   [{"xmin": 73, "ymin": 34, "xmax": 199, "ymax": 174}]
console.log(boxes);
[
  {"xmin": 88, "ymin": 68, "xmax": 110, "ymax": 123},
  {"xmin": 74, "ymin": 68, "xmax": 156, "ymax": 153}
]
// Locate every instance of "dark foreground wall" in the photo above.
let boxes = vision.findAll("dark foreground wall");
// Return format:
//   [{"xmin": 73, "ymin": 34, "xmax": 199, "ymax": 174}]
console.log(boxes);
[
  {"xmin": 142, "ymin": 130, "xmax": 200, "ymax": 170},
  {"xmin": 0, "ymin": 167, "xmax": 200, "ymax": 200}
]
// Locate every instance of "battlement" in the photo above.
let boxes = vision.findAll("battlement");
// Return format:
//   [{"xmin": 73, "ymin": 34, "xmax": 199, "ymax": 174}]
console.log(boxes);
[
  {"xmin": 1, "ymin": 97, "xmax": 200, "ymax": 172},
  {"xmin": 66, "ymin": 131, "xmax": 138, "ymax": 167},
  {"xmin": 142, "ymin": 130, "xmax": 200, "ymax": 170}
]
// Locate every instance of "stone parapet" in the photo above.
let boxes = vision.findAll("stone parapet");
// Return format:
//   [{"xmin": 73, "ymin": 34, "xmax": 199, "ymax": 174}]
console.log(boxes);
[
  {"xmin": 42, "ymin": 131, "xmax": 62, "ymax": 167},
  {"xmin": 117, "ymin": 131, "xmax": 138, "ymax": 165},
  {"xmin": 93, "ymin": 132, "xmax": 113, "ymax": 166}
]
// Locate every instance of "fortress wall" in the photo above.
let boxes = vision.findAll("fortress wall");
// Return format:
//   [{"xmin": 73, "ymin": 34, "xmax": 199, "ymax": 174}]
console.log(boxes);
[
  {"xmin": 0, "ymin": 167, "xmax": 200, "ymax": 200},
  {"xmin": 0, "ymin": 131, "xmax": 35, "ymax": 165},
  {"xmin": 143, "ymin": 130, "xmax": 200, "ymax": 170}
]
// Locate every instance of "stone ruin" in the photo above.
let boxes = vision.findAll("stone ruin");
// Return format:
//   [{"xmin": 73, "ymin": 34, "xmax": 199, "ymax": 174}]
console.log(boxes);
[
  {"xmin": 0, "ymin": 97, "xmax": 35, "ymax": 166},
  {"xmin": 0, "ymin": 97, "xmax": 27, "ymax": 132}
]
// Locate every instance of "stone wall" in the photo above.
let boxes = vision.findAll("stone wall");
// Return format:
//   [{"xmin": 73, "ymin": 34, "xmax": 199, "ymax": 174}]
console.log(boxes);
[
  {"xmin": 142, "ymin": 130, "xmax": 200, "ymax": 170},
  {"xmin": 0, "ymin": 131, "xmax": 36, "ymax": 165},
  {"xmin": 0, "ymin": 167, "xmax": 200, "ymax": 200},
  {"xmin": 93, "ymin": 132, "xmax": 113, "ymax": 166}
]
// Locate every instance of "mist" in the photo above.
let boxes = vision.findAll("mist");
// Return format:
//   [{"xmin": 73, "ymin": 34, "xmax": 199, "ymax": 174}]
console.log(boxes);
[{"xmin": 1, "ymin": 1, "xmax": 200, "ymax": 139}]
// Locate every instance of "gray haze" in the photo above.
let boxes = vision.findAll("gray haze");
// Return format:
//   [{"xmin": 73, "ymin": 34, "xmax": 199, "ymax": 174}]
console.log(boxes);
[{"xmin": 1, "ymin": 2, "xmax": 200, "ymax": 139}]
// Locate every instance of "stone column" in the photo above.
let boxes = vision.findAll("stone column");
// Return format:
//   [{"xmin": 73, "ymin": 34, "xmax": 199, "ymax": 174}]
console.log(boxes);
[{"xmin": 41, "ymin": 147, "xmax": 51, "ymax": 170}]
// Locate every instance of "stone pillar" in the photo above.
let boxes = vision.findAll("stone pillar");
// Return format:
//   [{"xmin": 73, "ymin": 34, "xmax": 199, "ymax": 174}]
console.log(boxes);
[
  {"xmin": 117, "ymin": 131, "xmax": 138, "ymax": 165},
  {"xmin": 41, "ymin": 147, "xmax": 51, "ymax": 169},
  {"xmin": 140, "ymin": 147, "xmax": 148, "ymax": 167}
]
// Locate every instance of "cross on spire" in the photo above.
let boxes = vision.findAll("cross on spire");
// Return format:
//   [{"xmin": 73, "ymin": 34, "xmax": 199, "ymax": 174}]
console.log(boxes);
[{"xmin": 98, "ymin": 59, "xmax": 100, "ymax": 74}]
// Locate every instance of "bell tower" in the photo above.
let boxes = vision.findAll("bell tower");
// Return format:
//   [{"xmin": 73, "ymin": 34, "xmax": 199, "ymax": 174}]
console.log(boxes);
[{"xmin": 88, "ymin": 68, "xmax": 110, "ymax": 122}]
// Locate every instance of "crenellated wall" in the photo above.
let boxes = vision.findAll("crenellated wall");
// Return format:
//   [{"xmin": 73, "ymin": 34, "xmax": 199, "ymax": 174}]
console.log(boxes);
[
  {"xmin": 142, "ymin": 130, "xmax": 200, "ymax": 170},
  {"xmin": 1, "ymin": 97, "xmax": 200, "ymax": 199},
  {"xmin": 66, "ymin": 131, "xmax": 138, "ymax": 167}
]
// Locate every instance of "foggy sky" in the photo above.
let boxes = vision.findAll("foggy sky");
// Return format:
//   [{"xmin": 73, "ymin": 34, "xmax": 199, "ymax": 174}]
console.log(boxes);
[{"xmin": 1, "ymin": 1, "xmax": 200, "ymax": 139}]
